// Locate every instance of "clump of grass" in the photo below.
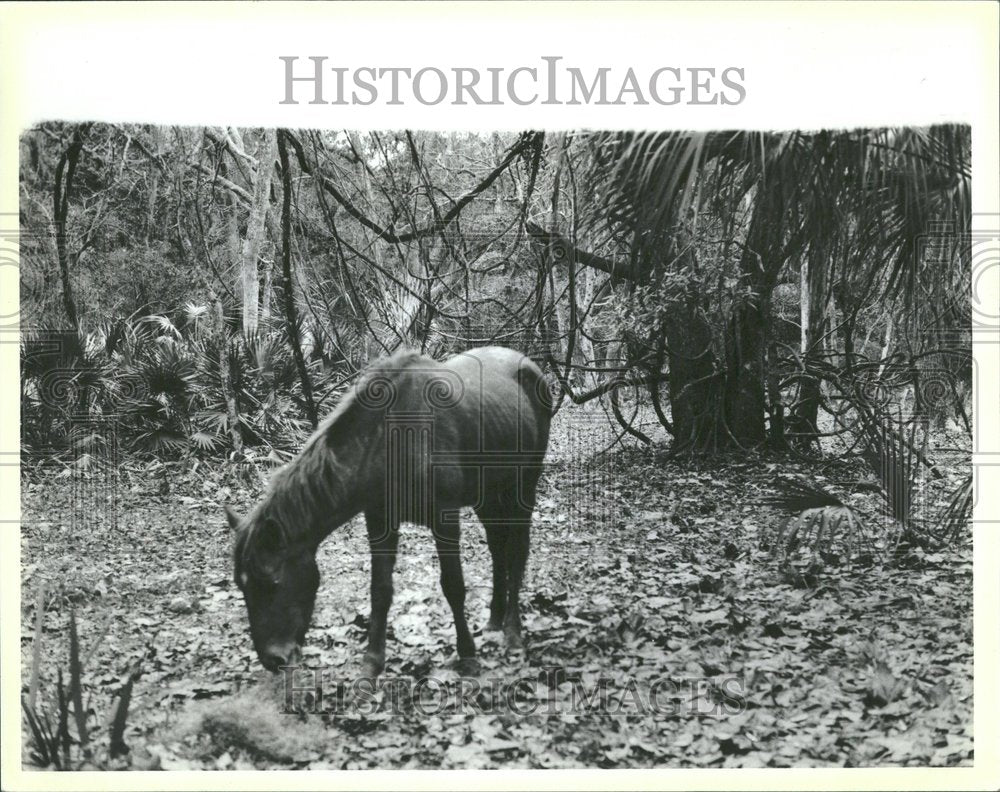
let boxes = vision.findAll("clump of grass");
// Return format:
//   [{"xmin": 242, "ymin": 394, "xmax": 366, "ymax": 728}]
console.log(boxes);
[{"xmin": 174, "ymin": 681, "xmax": 328, "ymax": 765}]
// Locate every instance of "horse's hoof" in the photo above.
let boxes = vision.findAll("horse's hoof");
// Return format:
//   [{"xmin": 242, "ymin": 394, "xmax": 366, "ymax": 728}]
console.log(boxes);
[
  {"xmin": 359, "ymin": 658, "xmax": 383, "ymax": 681},
  {"xmin": 504, "ymin": 630, "xmax": 525, "ymax": 652},
  {"xmin": 455, "ymin": 656, "xmax": 481, "ymax": 677}
]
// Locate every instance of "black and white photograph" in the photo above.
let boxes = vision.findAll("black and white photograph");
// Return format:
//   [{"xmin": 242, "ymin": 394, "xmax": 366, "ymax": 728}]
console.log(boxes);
[{"xmin": 2, "ymin": 2, "xmax": 998, "ymax": 789}]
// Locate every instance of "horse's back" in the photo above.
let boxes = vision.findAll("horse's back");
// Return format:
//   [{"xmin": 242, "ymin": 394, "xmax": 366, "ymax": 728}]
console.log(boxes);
[
  {"xmin": 356, "ymin": 346, "xmax": 549, "ymax": 518},
  {"xmin": 443, "ymin": 347, "xmax": 550, "ymax": 455}
]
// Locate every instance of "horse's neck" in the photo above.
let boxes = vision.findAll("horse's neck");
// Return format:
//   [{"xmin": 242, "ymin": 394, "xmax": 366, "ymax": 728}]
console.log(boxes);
[{"xmin": 295, "ymin": 418, "xmax": 373, "ymax": 544}]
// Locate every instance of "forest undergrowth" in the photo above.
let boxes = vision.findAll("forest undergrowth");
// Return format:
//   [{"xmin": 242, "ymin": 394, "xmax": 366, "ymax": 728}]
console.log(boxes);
[{"xmin": 20, "ymin": 407, "xmax": 973, "ymax": 769}]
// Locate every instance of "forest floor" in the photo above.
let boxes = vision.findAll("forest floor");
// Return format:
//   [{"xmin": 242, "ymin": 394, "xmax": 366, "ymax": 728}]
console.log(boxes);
[{"xmin": 20, "ymin": 407, "xmax": 974, "ymax": 770}]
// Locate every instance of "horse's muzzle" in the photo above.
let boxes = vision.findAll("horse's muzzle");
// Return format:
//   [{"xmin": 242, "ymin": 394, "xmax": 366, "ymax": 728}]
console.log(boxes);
[{"xmin": 259, "ymin": 641, "xmax": 301, "ymax": 672}]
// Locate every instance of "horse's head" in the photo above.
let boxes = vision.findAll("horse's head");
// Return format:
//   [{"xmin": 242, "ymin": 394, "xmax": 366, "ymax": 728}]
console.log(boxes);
[{"xmin": 227, "ymin": 506, "xmax": 319, "ymax": 672}]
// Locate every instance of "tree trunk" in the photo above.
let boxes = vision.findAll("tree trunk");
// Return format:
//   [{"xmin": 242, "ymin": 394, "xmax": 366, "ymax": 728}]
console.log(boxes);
[
  {"xmin": 578, "ymin": 266, "xmax": 598, "ymax": 389},
  {"xmin": 765, "ymin": 333, "xmax": 786, "ymax": 447},
  {"xmin": 789, "ymin": 248, "xmax": 829, "ymax": 447},
  {"xmin": 724, "ymin": 187, "xmax": 785, "ymax": 446},
  {"xmin": 145, "ymin": 126, "xmax": 162, "ymax": 246},
  {"xmin": 277, "ymin": 130, "xmax": 319, "ymax": 429},
  {"xmin": 530, "ymin": 217, "xmax": 768, "ymax": 450},
  {"xmin": 53, "ymin": 126, "xmax": 88, "ymax": 332},
  {"xmin": 260, "ymin": 248, "xmax": 274, "ymax": 325},
  {"xmin": 241, "ymin": 129, "xmax": 277, "ymax": 336},
  {"xmin": 725, "ymin": 297, "xmax": 768, "ymax": 446},
  {"xmin": 213, "ymin": 297, "xmax": 243, "ymax": 457},
  {"xmin": 664, "ymin": 307, "xmax": 720, "ymax": 450}
]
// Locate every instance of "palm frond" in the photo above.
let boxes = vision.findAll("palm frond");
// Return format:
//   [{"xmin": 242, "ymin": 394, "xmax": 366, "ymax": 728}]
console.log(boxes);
[
  {"xmin": 858, "ymin": 412, "xmax": 922, "ymax": 530},
  {"xmin": 934, "ymin": 472, "xmax": 973, "ymax": 545},
  {"xmin": 189, "ymin": 431, "xmax": 221, "ymax": 451},
  {"xmin": 138, "ymin": 313, "xmax": 182, "ymax": 339},
  {"xmin": 762, "ymin": 478, "xmax": 846, "ymax": 512}
]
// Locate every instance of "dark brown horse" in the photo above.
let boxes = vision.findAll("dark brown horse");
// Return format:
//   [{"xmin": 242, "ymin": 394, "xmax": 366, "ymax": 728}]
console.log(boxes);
[{"xmin": 227, "ymin": 346, "xmax": 551, "ymax": 678}]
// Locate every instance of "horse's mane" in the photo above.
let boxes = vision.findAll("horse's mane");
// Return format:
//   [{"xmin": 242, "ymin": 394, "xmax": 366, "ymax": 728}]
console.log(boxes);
[{"xmin": 237, "ymin": 350, "xmax": 428, "ymax": 569}]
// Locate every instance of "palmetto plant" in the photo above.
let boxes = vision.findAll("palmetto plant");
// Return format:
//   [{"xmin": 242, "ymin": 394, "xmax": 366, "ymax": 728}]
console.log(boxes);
[
  {"xmin": 764, "ymin": 478, "xmax": 876, "ymax": 576},
  {"xmin": 194, "ymin": 324, "xmax": 315, "ymax": 452},
  {"xmin": 239, "ymin": 328, "xmax": 316, "ymax": 444},
  {"xmin": 766, "ymin": 399, "xmax": 971, "ymax": 570},
  {"xmin": 21, "ymin": 328, "xmax": 115, "ymax": 454},
  {"xmin": 22, "ymin": 307, "xmax": 331, "ymax": 459},
  {"xmin": 113, "ymin": 316, "xmax": 200, "ymax": 454}
]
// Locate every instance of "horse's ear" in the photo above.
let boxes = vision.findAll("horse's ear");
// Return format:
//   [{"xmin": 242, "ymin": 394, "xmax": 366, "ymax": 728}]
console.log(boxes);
[{"xmin": 224, "ymin": 506, "xmax": 243, "ymax": 532}]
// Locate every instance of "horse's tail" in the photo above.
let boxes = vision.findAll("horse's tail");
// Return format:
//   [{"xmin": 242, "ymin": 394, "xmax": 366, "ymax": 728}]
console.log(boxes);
[{"xmin": 518, "ymin": 357, "xmax": 554, "ymax": 420}]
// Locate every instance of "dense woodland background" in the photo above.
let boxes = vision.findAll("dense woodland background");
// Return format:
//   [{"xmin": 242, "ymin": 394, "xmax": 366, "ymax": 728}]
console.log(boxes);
[
  {"xmin": 19, "ymin": 124, "xmax": 975, "ymax": 769},
  {"xmin": 21, "ymin": 125, "xmax": 971, "ymax": 457}
]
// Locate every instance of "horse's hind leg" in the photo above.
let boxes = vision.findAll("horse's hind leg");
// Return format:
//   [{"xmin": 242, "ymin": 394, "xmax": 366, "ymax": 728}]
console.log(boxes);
[
  {"xmin": 502, "ymin": 515, "xmax": 530, "ymax": 652},
  {"xmin": 479, "ymin": 486, "xmax": 535, "ymax": 651},
  {"xmin": 431, "ymin": 511, "xmax": 478, "ymax": 675},
  {"xmin": 500, "ymin": 467, "xmax": 541, "ymax": 652},
  {"xmin": 480, "ymin": 519, "xmax": 508, "ymax": 631}
]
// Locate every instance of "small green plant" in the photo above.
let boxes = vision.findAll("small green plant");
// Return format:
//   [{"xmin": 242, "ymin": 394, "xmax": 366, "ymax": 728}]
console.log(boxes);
[{"xmin": 22, "ymin": 596, "xmax": 137, "ymax": 769}]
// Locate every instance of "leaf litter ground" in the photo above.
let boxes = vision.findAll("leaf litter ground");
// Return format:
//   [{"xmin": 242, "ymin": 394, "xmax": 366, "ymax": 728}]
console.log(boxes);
[{"xmin": 20, "ymin": 409, "xmax": 973, "ymax": 769}]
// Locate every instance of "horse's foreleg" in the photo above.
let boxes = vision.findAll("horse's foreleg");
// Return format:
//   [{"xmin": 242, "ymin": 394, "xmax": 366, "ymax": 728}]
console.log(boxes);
[
  {"xmin": 432, "ymin": 513, "xmax": 478, "ymax": 675},
  {"xmin": 362, "ymin": 512, "xmax": 398, "ymax": 679}
]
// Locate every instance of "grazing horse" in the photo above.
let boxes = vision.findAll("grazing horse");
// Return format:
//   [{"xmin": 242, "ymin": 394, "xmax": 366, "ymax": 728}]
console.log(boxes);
[{"xmin": 227, "ymin": 346, "xmax": 551, "ymax": 678}]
